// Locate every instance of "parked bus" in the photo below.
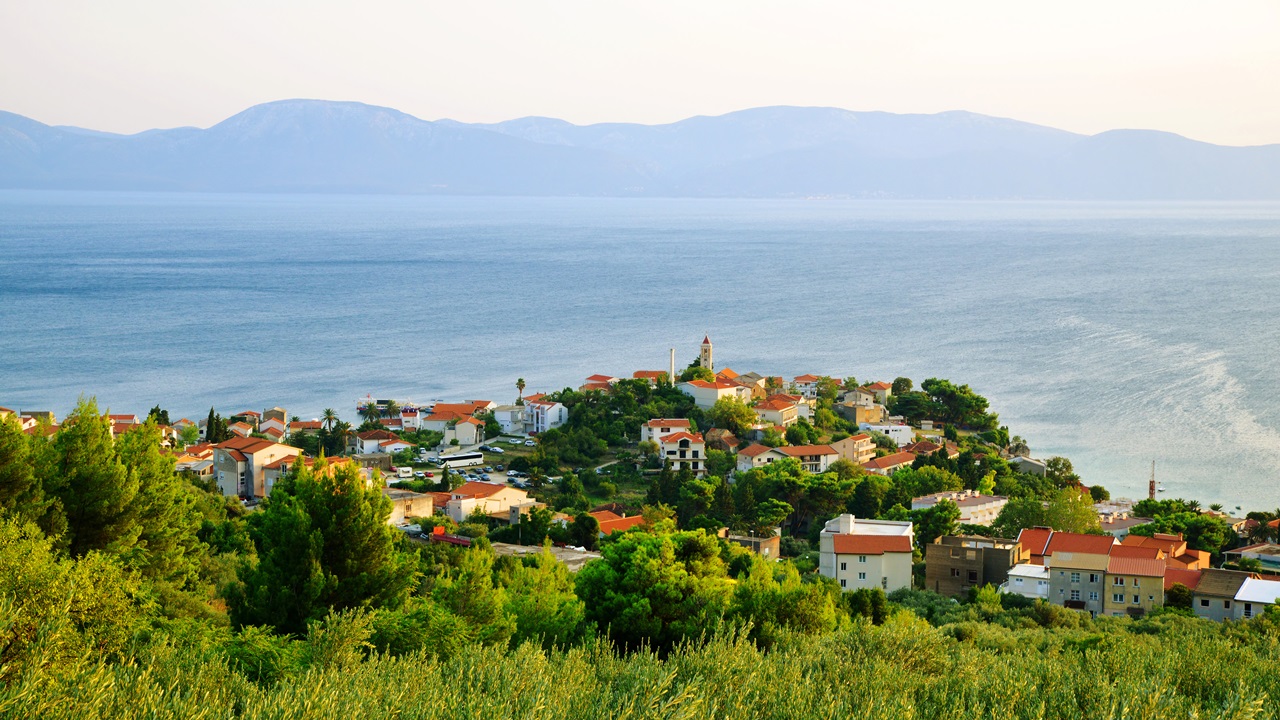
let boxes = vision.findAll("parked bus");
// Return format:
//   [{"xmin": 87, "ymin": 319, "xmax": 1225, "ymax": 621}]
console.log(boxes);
[{"xmin": 439, "ymin": 451, "xmax": 485, "ymax": 469}]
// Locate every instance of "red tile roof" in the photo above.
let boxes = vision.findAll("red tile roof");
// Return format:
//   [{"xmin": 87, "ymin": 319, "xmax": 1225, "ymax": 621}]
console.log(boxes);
[
  {"xmin": 794, "ymin": 374, "xmax": 821, "ymax": 383},
  {"xmin": 356, "ymin": 429, "xmax": 400, "ymax": 441},
  {"xmin": 660, "ymin": 431, "xmax": 704, "ymax": 444},
  {"xmin": 633, "ymin": 370, "xmax": 667, "ymax": 380},
  {"xmin": 831, "ymin": 534, "xmax": 913, "ymax": 555},
  {"xmin": 1164, "ymin": 568, "xmax": 1203, "ymax": 591},
  {"xmin": 866, "ymin": 382, "xmax": 892, "ymax": 391},
  {"xmin": 1110, "ymin": 545, "xmax": 1163, "ymax": 560},
  {"xmin": 685, "ymin": 379, "xmax": 738, "ymax": 390},
  {"xmin": 598, "ymin": 515, "xmax": 646, "ymax": 534},
  {"xmin": 645, "ymin": 419, "xmax": 691, "ymax": 429},
  {"xmin": 289, "ymin": 420, "xmax": 324, "ymax": 431},
  {"xmin": 755, "ymin": 398, "xmax": 797, "ymax": 412},
  {"xmin": 1017, "ymin": 527, "xmax": 1054, "ymax": 556},
  {"xmin": 716, "ymin": 368, "xmax": 739, "ymax": 380},
  {"xmin": 585, "ymin": 374, "xmax": 618, "ymax": 383},
  {"xmin": 1044, "ymin": 532, "xmax": 1116, "ymax": 556},
  {"xmin": 861, "ymin": 451, "xmax": 917, "ymax": 471},
  {"xmin": 776, "ymin": 444, "xmax": 837, "ymax": 458},
  {"xmin": 216, "ymin": 436, "xmax": 280, "ymax": 453},
  {"xmin": 452, "ymin": 481, "xmax": 509, "ymax": 499},
  {"xmin": 580, "ymin": 382, "xmax": 613, "ymax": 392},
  {"xmin": 1106, "ymin": 556, "xmax": 1166, "ymax": 577},
  {"xmin": 738, "ymin": 443, "xmax": 775, "ymax": 458}
]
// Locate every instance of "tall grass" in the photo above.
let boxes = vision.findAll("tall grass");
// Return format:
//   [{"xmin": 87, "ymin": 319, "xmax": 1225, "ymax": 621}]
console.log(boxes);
[{"xmin": 4, "ymin": 612, "xmax": 1280, "ymax": 720}]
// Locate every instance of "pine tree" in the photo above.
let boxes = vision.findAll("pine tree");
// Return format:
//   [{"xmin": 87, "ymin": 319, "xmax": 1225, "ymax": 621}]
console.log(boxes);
[
  {"xmin": 230, "ymin": 462, "xmax": 415, "ymax": 634},
  {"xmin": 48, "ymin": 398, "xmax": 140, "ymax": 558},
  {"xmin": 205, "ymin": 407, "xmax": 217, "ymax": 442},
  {"xmin": 115, "ymin": 420, "xmax": 202, "ymax": 584},
  {"xmin": 0, "ymin": 415, "xmax": 61, "ymax": 534}
]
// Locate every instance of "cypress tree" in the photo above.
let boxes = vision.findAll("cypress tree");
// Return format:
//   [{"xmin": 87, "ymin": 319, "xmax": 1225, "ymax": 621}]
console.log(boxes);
[{"xmin": 48, "ymin": 398, "xmax": 140, "ymax": 558}]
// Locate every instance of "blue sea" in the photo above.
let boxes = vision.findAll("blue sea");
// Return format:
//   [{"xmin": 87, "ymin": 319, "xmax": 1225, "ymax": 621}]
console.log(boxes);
[{"xmin": 3, "ymin": 191, "xmax": 1280, "ymax": 510}]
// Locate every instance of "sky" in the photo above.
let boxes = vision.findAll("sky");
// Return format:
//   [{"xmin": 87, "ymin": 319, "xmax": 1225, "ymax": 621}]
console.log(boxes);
[{"xmin": 2, "ymin": 1, "xmax": 1278, "ymax": 146}]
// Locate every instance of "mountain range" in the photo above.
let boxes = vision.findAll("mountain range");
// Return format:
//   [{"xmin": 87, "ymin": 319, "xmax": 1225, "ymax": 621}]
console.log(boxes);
[{"xmin": 3, "ymin": 99, "xmax": 1279, "ymax": 199}]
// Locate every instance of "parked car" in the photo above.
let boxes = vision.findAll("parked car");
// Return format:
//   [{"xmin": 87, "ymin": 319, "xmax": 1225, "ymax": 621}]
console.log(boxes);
[
  {"xmin": 425, "ymin": 472, "xmax": 435, "ymax": 478},
  {"xmin": 489, "ymin": 447, "xmax": 504, "ymax": 454},
  {"xmin": 414, "ymin": 471, "xmax": 425, "ymax": 478},
  {"xmin": 524, "ymin": 439, "xmax": 536, "ymax": 447},
  {"xmin": 495, "ymin": 464, "xmax": 504, "ymax": 471}
]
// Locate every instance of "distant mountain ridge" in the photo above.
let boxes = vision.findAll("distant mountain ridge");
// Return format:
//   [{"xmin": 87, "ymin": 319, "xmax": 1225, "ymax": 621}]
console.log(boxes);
[{"xmin": 2, "ymin": 99, "xmax": 1279, "ymax": 198}]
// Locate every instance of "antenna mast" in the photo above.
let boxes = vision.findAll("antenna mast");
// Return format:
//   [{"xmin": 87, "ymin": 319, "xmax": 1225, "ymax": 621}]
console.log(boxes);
[{"xmin": 1148, "ymin": 460, "xmax": 1156, "ymax": 500}]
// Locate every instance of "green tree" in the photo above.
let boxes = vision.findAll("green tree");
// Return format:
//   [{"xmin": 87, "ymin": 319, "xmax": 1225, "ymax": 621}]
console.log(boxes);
[
  {"xmin": 146, "ymin": 405, "xmax": 171, "ymax": 426},
  {"xmin": 229, "ymin": 462, "xmax": 415, "ymax": 634},
  {"xmin": 752, "ymin": 498, "xmax": 793, "ymax": 537},
  {"xmin": 706, "ymin": 397, "xmax": 756, "ymax": 436},
  {"xmin": 516, "ymin": 378, "xmax": 526, "ymax": 404},
  {"xmin": 1045, "ymin": 457, "xmax": 1081, "ymax": 488},
  {"xmin": 891, "ymin": 377, "xmax": 913, "ymax": 395},
  {"xmin": 910, "ymin": 499, "xmax": 961, "ymax": 546},
  {"xmin": 0, "ymin": 415, "xmax": 58, "ymax": 532},
  {"xmin": 1165, "ymin": 582, "xmax": 1194, "ymax": 610},
  {"xmin": 46, "ymin": 399, "xmax": 140, "ymax": 558},
  {"xmin": 503, "ymin": 547, "xmax": 590, "ymax": 649},
  {"xmin": 574, "ymin": 529, "xmax": 733, "ymax": 651},
  {"xmin": 178, "ymin": 423, "xmax": 200, "ymax": 446},
  {"xmin": 991, "ymin": 487, "xmax": 1101, "ymax": 538},
  {"xmin": 115, "ymin": 421, "xmax": 202, "ymax": 584},
  {"xmin": 569, "ymin": 512, "xmax": 601, "ymax": 551},
  {"xmin": 679, "ymin": 365, "xmax": 716, "ymax": 382},
  {"xmin": 322, "ymin": 409, "xmax": 337, "ymax": 431}
]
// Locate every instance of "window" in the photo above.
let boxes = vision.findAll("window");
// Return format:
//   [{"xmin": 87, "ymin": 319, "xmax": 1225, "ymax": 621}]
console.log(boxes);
[
  {"xmin": 858, "ymin": 555, "xmax": 867, "ymax": 563},
  {"xmin": 1133, "ymin": 578, "xmax": 1140, "ymax": 589},
  {"xmin": 1225, "ymin": 601, "xmax": 1232, "ymax": 609},
  {"xmin": 1014, "ymin": 577, "xmax": 1024, "ymax": 585},
  {"xmin": 967, "ymin": 570, "xmax": 978, "ymax": 583},
  {"xmin": 858, "ymin": 572, "xmax": 866, "ymax": 580},
  {"xmin": 840, "ymin": 579, "xmax": 846, "ymax": 588},
  {"xmin": 966, "ymin": 550, "xmax": 976, "ymax": 561},
  {"xmin": 950, "ymin": 568, "xmax": 961, "ymax": 577},
  {"xmin": 881, "ymin": 577, "xmax": 888, "ymax": 589},
  {"xmin": 1245, "ymin": 603, "xmax": 1254, "ymax": 618},
  {"xmin": 1113, "ymin": 577, "xmax": 1125, "ymax": 586},
  {"xmin": 1200, "ymin": 599, "xmax": 1209, "ymax": 607},
  {"xmin": 1132, "ymin": 595, "xmax": 1140, "ymax": 605},
  {"xmin": 1089, "ymin": 574, "xmax": 1100, "ymax": 583},
  {"xmin": 1113, "ymin": 593, "xmax": 1125, "ymax": 603},
  {"xmin": 1070, "ymin": 590, "xmax": 1080, "ymax": 601},
  {"xmin": 840, "ymin": 562, "xmax": 847, "ymax": 571},
  {"xmin": 1089, "ymin": 592, "xmax": 1098, "ymax": 601},
  {"xmin": 1070, "ymin": 572, "xmax": 1081, "ymax": 583}
]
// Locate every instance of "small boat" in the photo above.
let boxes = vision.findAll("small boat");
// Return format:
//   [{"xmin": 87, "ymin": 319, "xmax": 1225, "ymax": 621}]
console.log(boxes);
[{"xmin": 1157, "ymin": 485, "xmax": 1166, "ymax": 493}]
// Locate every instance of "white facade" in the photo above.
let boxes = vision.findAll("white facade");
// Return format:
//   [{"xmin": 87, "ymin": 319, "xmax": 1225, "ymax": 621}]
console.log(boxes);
[
  {"xmin": 658, "ymin": 432, "xmax": 706, "ymax": 476},
  {"xmin": 678, "ymin": 380, "xmax": 752, "ymax": 409},
  {"xmin": 1002, "ymin": 564, "xmax": 1051, "ymax": 600},
  {"xmin": 1234, "ymin": 578, "xmax": 1280, "ymax": 620},
  {"xmin": 640, "ymin": 419, "xmax": 692, "ymax": 445},
  {"xmin": 859, "ymin": 423, "xmax": 914, "ymax": 447},
  {"xmin": 911, "ymin": 490, "xmax": 1008, "ymax": 527},
  {"xmin": 492, "ymin": 405, "xmax": 525, "ymax": 434},
  {"xmin": 526, "ymin": 399, "xmax": 568, "ymax": 433},
  {"xmin": 818, "ymin": 514, "xmax": 915, "ymax": 593}
]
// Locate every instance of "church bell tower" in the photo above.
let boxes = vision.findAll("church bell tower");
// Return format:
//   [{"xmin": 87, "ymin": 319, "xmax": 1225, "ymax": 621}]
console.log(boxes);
[{"xmin": 700, "ymin": 335, "xmax": 713, "ymax": 372}]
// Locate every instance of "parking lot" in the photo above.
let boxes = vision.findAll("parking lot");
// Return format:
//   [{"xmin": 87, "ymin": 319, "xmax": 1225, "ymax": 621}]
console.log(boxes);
[{"xmin": 409, "ymin": 436, "xmax": 537, "ymax": 485}]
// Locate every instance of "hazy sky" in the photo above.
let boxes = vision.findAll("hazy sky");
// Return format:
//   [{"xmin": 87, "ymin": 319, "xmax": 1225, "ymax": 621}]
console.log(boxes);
[{"xmin": 3, "ymin": 1, "xmax": 1278, "ymax": 145}]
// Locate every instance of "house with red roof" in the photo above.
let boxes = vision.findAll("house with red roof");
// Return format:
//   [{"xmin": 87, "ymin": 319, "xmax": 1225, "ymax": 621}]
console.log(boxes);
[
  {"xmin": 632, "ymin": 370, "xmax": 669, "ymax": 385},
  {"xmin": 579, "ymin": 374, "xmax": 619, "ymax": 392},
  {"xmin": 819, "ymin": 514, "xmax": 915, "ymax": 592},
  {"xmin": 1103, "ymin": 556, "xmax": 1167, "ymax": 617},
  {"xmin": 212, "ymin": 436, "xmax": 301, "ymax": 498},
  {"xmin": 525, "ymin": 396, "xmax": 568, "ymax": 433},
  {"xmin": 861, "ymin": 451, "xmax": 917, "ymax": 476},
  {"xmin": 658, "ymin": 431, "xmax": 706, "ymax": 476},
  {"xmin": 354, "ymin": 429, "xmax": 403, "ymax": 454},
  {"xmin": 754, "ymin": 396, "xmax": 799, "ymax": 428},
  {"xmin": 792, "ymin": 374, "xmax": 822, "ymax": 399},
  {"xmin": 678, "ymin": 378, "xmax": 752, "ymax": 409},
  {"xmin": 444, "ymin": 481, "xmax": 530, "ymax": 523},
  {"xmin": 227, "ymin": 421, "xmax": 254, "ymax": 439},
  {"xmin": 831, "ymin": 433, "xmax": 876, "ymax": 464},
  {"xmin": 589, "ymin": 510, "xmax": 647, "ymax": 536},
  {"xmin": 639, "ymin": 418, "xmax": 692, "ymax": 445}
]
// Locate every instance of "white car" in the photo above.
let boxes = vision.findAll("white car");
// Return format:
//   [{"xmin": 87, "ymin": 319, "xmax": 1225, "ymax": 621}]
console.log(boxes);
[
  {"xmin": 488, "ymin": 447, "xmax": 504, "ymax": 454},
  {"xmin": 524, "ymin": 439, "xmax": 536, "ymax": 447}
]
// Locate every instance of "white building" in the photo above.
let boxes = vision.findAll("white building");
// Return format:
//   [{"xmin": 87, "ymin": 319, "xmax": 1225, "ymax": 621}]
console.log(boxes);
[
  {"xmin": 659, "ymin": 431, "xmax": 706, "ymax": 476},
  {"xmin": 859, "ymin": 423, "xmax": 914, "ymax": 447},
  {"xmin": 818, "ymin": 514, "xmax": 914, "ymax": 592},
  {"xmin": 640, "ymin": 418, "xmax": 692, "ymax": 445},
  {"xmin": 491, "ymin": 405, "xmax": 525, "ymax": 435},
  {"xmin": 678, "ymin": 379, "xmax": 752, "ymax": 409},
  {"xmin": 792, "ymin": 374, "xmax": 822, "ymax": 399},
  {"xmin": 911, "ymin": 490, "xmax": 1009, "ymax": 527},
  {"xmin": 525, "ymin": 397, "xmax": 568, "ymax": 433},
  {"xmin": 1002, "ymin": 564, "xmax": 1051, "ymax": 600},
  {"xmin": 1234, "ymin": 577, "xmax": 1280, "ymax": 620}
]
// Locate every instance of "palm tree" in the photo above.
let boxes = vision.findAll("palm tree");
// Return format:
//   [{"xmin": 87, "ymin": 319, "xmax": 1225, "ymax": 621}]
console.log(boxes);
[
  {"xmin": 384, "ymin": 400, "xmax": 400, "ymax": 419},
  {"xmin": 358, "ymin": 404, "xmax": 381, "ymax": 425},
  {"xmin": 516, "ymin": 378, "xmax": 526, "ymax": 404},
  {"xmin": 322, "ymin": 408, "xmax": 337, "ymax": 431},
  {"xmin": 1210, "ymin": 503, "xmax": 1224, "ymax": 512},
  {"xmin": 332, "ymin": 421, "xmax": 353, "ymax": 455}
]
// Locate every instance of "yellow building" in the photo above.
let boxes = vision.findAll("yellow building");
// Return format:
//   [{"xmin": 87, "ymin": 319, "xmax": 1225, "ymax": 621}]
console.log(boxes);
[{"xmin": 1103, "ymin": 556, "xmax": 1166, "ymax": 617}]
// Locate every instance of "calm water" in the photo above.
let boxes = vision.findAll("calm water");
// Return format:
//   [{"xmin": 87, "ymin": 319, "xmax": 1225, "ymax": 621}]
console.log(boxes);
[{"xmin": 2, "ymin": 192, "xmax": 1280, "ymax": 509}]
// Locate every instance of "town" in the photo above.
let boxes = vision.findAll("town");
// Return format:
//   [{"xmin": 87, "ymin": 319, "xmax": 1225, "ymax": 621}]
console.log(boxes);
[{"xmin": 5, "ymin": 335, "xmax": 1278, "ymax": 623}]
